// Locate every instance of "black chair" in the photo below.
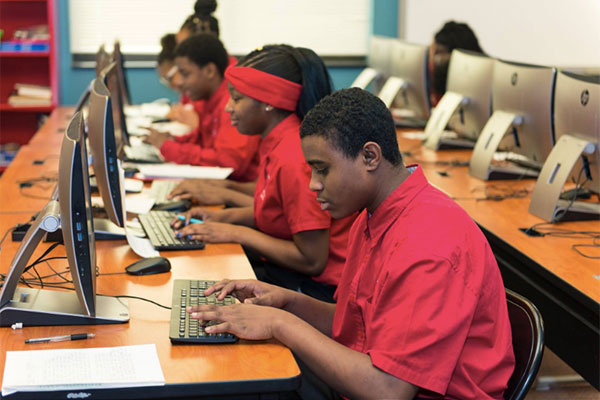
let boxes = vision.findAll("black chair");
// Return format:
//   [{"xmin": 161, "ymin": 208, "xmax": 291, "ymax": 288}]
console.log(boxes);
[{"xmin": 504, "ymin": 289, "xmax": 545, "ymax": 400}]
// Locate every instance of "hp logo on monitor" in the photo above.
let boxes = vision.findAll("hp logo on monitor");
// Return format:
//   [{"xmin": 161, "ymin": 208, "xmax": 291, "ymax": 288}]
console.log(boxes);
[
  {"xmin": 580, "ymin": 89, "xmax": 589, "ymax": 106},
  {"xmin": 511, "ymin": 73, "xmax": 518, "ymax": 86}
]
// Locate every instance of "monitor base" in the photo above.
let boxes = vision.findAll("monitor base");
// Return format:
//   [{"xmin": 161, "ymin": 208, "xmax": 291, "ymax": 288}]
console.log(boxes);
[{"xmin": 0, "ymin": 287, "xmax": 129, "ymax": 327}]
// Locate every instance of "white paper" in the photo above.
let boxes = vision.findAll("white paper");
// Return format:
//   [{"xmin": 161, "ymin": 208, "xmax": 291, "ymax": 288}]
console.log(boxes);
[
  {"xmin": 138, "ymin": 163, "xmax": 233, "ymax": 180},
  {"xmin": 124, "ymin": 194, "xmax": 155, "ymax": 215},
  {"xmin": 126, "ymin": 228, "xmax": 160, "ymax": 258},
  {"xmin": 401, "ymin": 130, "xmax": 427, "ymax": 140},
  {"xmin": 2, "ymin": 344, "xmax": 164, "ymax": 396}
]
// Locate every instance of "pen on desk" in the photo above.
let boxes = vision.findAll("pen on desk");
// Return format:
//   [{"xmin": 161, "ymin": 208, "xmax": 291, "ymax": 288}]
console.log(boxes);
[
  {"xmin": 25, "ymin": 333, "xmax": 96, "ymax": 344},
  {"xmin": 176, "ymin": 215, "xmax": 203, "ymax": 225}
]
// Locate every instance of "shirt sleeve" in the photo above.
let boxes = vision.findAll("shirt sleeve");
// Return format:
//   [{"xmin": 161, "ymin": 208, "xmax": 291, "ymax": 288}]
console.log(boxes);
[
  {"xmin": 365, "ymin": 253, "xmax": 479, "ymax": 395},
  {"xmin": 276, "ymin": 157, "xmax": 330, "ymax": 234},
  {"xmin": 159, "ymin": 109, "xmax": 259, "ymax": 175}
]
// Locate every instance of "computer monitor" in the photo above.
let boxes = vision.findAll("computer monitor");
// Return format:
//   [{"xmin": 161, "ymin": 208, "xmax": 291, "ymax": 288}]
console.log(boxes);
[
  {"xmin": 88, "ymin": 77, "xmax": 126, "ymax": 228},
  {"xmin": 351, "ymin": 36, "xmax": 395, "ymax": 92},
  {"xmin": 470, "ymin": 59, "xmax": 556, "ymax": 180},
  {"xmin": 95, "ymin": 44, "xmax": 111, "ymax": 77},
  {"xmin": 377, "ymin": 40, "xmax": 430, "ymax": 126},
  {"xmin": 99, "ymin": 61, "xmax": 130, "ymax": 148},
  {"xmin": 529, "ymin": 71, "xmax": 600, "ymax": 221},
  {"xmin": 74, "ymin": 81, "xmax": 92, "ymax": 114},
  {"xmin": 0, "ymin": 112, "xmax": 129, "ymax": 326},
  {"xmin": 423, "ymin": 50, "xmax": 494, "ymax": 150},
  {"xmin": 113, "ymin": 40, "xmax": 131, "ymax": 106}
]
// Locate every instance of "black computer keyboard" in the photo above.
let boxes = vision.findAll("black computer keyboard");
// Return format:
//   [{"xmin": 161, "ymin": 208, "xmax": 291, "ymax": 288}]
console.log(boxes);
[
  {"xmin": 138, "ymin": 211, "xmax": 205, "ymax": 251},
  {"xmin": 169, "ymin": 279, "xmax": 238, "ymax": 344}
]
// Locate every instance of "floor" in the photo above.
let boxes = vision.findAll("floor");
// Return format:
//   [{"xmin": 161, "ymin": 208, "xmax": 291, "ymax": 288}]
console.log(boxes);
[{"xmin": 525, "ymin": 347, "xmax": 599, "ymax": 400}]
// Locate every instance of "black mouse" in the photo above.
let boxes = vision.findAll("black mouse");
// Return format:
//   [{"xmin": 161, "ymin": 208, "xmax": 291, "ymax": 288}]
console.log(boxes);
[
  {"xmin": 152, "ymin": 199, "xmax": 190, "ymax": 212},
  {"xmin": 125, "ymin": 256, "xmax": 171, "ymax": 275}
]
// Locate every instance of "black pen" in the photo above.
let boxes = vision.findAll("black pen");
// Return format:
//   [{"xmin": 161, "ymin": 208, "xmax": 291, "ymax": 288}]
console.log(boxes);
[{"xmin": 25, "ymin": 333, "xmax": 96, "ymax": 344}]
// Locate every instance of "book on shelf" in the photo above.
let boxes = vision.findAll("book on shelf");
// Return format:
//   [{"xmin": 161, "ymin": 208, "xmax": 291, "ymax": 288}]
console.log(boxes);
[
  {"xmin": 7, "ymin": 94, "xmax": 52, "ymax": 107},
  {"xmin": 14, "ymin": 83, "xmax": 52, "ymax": 100}
]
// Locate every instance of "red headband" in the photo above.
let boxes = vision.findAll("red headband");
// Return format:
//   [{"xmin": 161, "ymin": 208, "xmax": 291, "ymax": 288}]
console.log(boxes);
[{"xmin": 225, "ymin": 66, "xmax": 303, "ymax": 112}]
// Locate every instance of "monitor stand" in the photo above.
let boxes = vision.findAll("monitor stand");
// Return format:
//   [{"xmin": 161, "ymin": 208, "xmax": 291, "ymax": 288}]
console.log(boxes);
[
  {"xmin": 0, "ymin": 199, "xmax": 130, "ymax": 327},
  {"xmin": 378, "ymin": 76, "xmax": 407, "ymax": 108},
  {"xmin": 0, "ymin": 288, "xmax": 129, "ymax": 326},
  {"xmin": 529, "ymin": 134, "xmax": 600, "ymax": 222},
  {"xmin": 423, "ymin": 92, "xmax": 470, "ymax": 150},
  {"xmin": 469, "ymin": 110, "xmax": 539, "ymax": 180},
  {"xmin": 351, "ymin": 67, "xmax": 379, "ymax": 90}
]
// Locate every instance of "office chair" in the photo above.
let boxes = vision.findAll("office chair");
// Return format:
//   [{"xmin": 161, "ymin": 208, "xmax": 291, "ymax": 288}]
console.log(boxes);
[{"xmin": 504, "ymin": 289, "xmax": 545, "ymax": 400}]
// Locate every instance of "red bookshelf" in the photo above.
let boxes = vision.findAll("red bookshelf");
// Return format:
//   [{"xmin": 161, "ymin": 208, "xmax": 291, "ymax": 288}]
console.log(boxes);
[{"xmin": 0, "ymin": 0, "xmax": 57, "ymax": 145}]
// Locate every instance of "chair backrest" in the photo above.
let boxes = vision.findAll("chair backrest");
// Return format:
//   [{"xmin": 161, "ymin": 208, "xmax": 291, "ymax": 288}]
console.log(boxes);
[{"xmin": 504, "ymin": 289, "xmax": 545, "ymax": 400}]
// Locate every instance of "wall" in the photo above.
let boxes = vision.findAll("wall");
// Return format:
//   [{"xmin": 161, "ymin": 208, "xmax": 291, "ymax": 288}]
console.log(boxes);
[{"xmin": 58, "ymin": 0, "xmax": 399, "ymax": 105}]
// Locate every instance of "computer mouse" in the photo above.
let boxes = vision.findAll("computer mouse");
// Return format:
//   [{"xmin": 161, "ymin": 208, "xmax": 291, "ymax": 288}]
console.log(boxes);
[
  {"xmin": 125, "ymin": 256, "xmax": 171, "ymax": 275},
  {"xmin": 152, "ymin": 199, "xmax": 190, "ymax": 212}
]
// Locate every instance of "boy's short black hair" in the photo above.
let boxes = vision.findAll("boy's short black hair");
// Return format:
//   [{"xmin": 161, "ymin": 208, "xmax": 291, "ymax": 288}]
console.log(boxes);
[
  {"xmin": 175, "ymin": 33, "xmax": 229, "ymax": 77},
  {"xmin": 300, "ymin": 88, "xmax": 403, "ymax": 165}
]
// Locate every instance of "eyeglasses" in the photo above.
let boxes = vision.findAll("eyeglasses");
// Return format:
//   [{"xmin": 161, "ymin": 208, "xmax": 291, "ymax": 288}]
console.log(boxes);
[{"xmin": 160, "ymin": 65, "xmax": 178, "ymax": 87}]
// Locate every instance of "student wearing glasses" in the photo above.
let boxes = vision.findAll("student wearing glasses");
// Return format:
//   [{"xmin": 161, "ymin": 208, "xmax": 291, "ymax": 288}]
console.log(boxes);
[
  {"xmin": 144, "ymin": 34, "xmax": 260, "ymax": 182},
  {"xmin": 156, "ymin": 33, "xmax": 200, "ymax": 130}
]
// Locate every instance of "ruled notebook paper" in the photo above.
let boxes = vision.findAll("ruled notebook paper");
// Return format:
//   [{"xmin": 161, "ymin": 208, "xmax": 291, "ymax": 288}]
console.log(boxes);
[{"xmin": 2, "ymin": 344, "xmax": 164, "ymax": 396}]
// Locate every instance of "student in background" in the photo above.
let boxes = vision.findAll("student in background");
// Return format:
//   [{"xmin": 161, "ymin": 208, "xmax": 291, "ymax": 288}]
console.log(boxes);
[
  {"xmin": 177, "ymin": 0, "xmax": 220, "ymax": 42},
  {"xmin": 156, "ymin": 33, "xmax": 200, "ymax": 130},
  {"xmin": 144, "ymin": 34, "xmax": 260, "ymax": 182},
  {"xmin": 185, "ymin": 88, "xmax": 515, "ymax": 400},
  {"xmin": 173, "ymin": 45, "xmax": 357, "ymax": 302},
  {"xmin": 429, "ymin": 21, "xmax": 484, "ymax": 106}
]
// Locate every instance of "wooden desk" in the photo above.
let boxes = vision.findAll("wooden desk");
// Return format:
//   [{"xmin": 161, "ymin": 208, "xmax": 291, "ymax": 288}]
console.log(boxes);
[
  {"xmin": 0, "ymin": 108, "xmax": 300, "ymax": 399},
  {"xmin": 397, "ymin": 131, "xmax": 600, "ymax": 390}
]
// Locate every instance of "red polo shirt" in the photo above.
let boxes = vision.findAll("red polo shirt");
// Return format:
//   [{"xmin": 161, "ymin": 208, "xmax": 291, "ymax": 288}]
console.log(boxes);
[
  {"xmin": 332, "ymin": 166, "xmax": 515, "ymax": 399},
  {"xmin": 253, "ymin": 114, "xmax": 355, "ymax": 286},
  {"xmin": 160, "ymin": 79, "xmax": 260, "ymax": 182}
]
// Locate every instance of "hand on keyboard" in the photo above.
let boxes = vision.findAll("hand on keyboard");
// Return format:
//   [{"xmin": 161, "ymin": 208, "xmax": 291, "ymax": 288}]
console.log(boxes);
[
  {"xmin": 171, "ymin": 207, "xmax": 224, "ymax": 229},
  {"xmin": 187, "ymin": 295, "xmax": 291, "ymax": 341},
  {"xmin": 174, "ymin": 220, "xmax": 244, "ymax": 244},
  {"xmin": 143, "ymin": 128, "xmax": 172, "ymax": 148},
  {"xmin": 203, "ymin": 279, "xmax": 292, "ymax": 309}
]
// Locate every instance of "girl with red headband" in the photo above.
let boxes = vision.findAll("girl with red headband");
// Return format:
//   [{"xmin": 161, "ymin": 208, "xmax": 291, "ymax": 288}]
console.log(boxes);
[{"xmin": 173, "ymin": 45, "xmax": 357, "ymax": 302}]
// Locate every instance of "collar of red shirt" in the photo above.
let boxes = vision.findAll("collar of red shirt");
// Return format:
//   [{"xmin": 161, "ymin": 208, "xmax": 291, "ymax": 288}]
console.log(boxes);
[
  {"xmin": 258, "ymin": 114, "xmax": 301, "ymax": 160},
  {"xmin": 365, "ymin": 164, "xmax": 426, "ymax": 240},
  {"xmin": 204, "ymin": 78, "xmax": 229, "ymax": 114}
]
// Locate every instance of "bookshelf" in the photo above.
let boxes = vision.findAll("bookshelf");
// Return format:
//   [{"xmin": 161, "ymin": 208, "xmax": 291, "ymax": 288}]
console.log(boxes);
[{"xmin": 0, "ymin": 0, "xmax": 57, "ymax": 146}]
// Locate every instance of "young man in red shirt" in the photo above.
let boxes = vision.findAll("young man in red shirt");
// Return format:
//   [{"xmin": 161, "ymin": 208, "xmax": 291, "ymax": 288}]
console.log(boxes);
[
  {"xmin": 186, "ymin": 88, "xmax": 515, "ymax": 399},
  {"xmin": 144, "ymin": 34, "xmax": 259, "ymax": 182}
]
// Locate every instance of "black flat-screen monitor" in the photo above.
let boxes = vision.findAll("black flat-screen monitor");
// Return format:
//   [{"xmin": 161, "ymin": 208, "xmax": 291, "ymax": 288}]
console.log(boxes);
[
  {"xmin": 0, "ymin": 112, "xmax": 129, "ymax": 326},
  {"xmin": 95, "ymin": 44, "xmax": 111, "ymax": 77},
  {"xmin": 88, "ymin": 77, "xmax": 126, "ymax": 227},
  {"xmin": 99, "ymin": 61, "xmax": 130, "ymax": 148},
  {"xmin": 113, "ymin": 40, "xmax": 131, "ymax": 106}
]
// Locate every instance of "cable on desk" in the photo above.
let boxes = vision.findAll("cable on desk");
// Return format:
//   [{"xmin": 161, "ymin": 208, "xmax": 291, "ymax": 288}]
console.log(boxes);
[
  {"xmin": 0, "ymin": 224, "xmax": 18, "ymax": 253},
  {"xmin": 400, "ymin": 142, "xmax": 424, "ymax": 158},
  {"xmin": 32, "ymin": 154, "xmax": 60, "ymax": 165},
  {"xmin": 99, "ymin": 294, "xmax": 171, "ymax": 310},
  {"xmin": 16, "ymin": 174, "xmax": 58, "ymax": 200},
  {"xmin": 572, "ymin": 238, "xmax": 600, "ymax": 259}
]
